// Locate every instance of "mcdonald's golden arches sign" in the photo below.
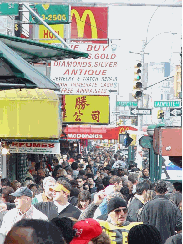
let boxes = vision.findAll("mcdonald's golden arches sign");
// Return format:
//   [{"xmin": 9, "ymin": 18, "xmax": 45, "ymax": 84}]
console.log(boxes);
[{"xmin": 71, "ymin": 7, "xmax": 108, "ymax": 43}]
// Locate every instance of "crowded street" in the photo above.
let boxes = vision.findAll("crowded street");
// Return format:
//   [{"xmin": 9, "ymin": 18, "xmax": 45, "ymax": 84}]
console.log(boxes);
[{"xmin": 0, "ymin": 0, "xmax": 182, "ymax": 244}]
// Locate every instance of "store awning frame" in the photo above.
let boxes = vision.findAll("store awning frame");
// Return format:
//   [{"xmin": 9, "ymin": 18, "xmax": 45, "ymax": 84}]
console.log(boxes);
[
  {"xmin": 0, "ymin": 40, "xmax": 60, "ymax": 90},
  {"xmin": 0, "ymin": 33, "xmax": 89, "ymax": 63}
]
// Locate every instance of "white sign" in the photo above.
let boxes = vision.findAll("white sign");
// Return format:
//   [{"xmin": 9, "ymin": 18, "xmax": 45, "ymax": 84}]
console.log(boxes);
[
  {"xmin": 51, "ymin": 44, "xmax": 119, "ymax": 95},
  {"xmin": 2, "ymin": 141, "xmax": 60, "ymax": 154}
]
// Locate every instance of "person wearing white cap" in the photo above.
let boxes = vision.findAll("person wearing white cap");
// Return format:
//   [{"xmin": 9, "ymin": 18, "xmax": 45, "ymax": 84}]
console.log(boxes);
[{"xmin": 0, "ymin": 187, "xmax": 48, "ymax": 237}]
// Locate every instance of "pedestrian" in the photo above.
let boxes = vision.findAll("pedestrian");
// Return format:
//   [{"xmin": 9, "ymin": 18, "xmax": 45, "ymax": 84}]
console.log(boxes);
[
  {"xmin": 32, "ymin": 176, "xmax": 56, "ymax": 204},
  {"xmin": 0, "ymin": 186, "xmax": 15, "ymax": 226},
  {"xmin": 70, "ymin": 218, "xmax": 111, "ymax": 244},
  {"xmin": 0, "ymin": 187, "xmax": 48, "ymax": 236},
  {"xmin": 77, "ymin": 190, "xmax": 91, "ymax": 211},
  {"xmin": 51, "ymin": 217, "xmax": 77, "ymax": 244},
  {"xmin": 34, "ymin": 179, "xmax": 81, "ymax": 220},
  {"xmin": 127, "ymin": 181, "xmax": 150, "ymax": 221},
  {"xmin": 140, "ymin": 179, "xmax": 182, "ymax": 243},
  {"xmin": 79, "ymin": 191, "xmax": 142, "ymax": 244},
  {"xmin": 128, "ymin": 224, "xmax": 162, "ymax": 244},
  {"xmin": 4, "ymin": 219, "xmax": 65, "ymax": 244},
  {"xmin": 76, "ymin": 176, "xmax": 86, "ymax": 192}
]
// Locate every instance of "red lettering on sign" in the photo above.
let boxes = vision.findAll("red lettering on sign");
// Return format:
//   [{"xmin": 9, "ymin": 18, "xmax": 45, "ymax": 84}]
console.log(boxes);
[
  {"xmin": 48, "ymin": 144, "xmax": 55, "ymax": 148},
  {"xmin": 33, "ymin": 143, "xmax": 41, "ymax": 148}
]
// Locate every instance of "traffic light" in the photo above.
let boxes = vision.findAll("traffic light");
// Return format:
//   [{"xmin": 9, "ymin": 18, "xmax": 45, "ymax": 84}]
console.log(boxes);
[
  {"xmin": 124, "ymin": 132, "xmax": 133, "ymax": 147},
  {"xmin": 132, "ymin": 62, "xmax": 143, "ymax": 99},
  {"xmin": 157, "ymin": 110, "xmax": 164, "ymax": 119}
]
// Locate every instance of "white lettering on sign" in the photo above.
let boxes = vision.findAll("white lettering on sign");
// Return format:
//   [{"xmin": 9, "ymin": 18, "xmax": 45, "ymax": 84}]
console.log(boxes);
[
  {"xmin": 67, "ymin": 134, "xmax": 103, "ymax": 139},
  {"xmin": 51, "ymin": 44, "xmax": 119, "ymax": 95}
]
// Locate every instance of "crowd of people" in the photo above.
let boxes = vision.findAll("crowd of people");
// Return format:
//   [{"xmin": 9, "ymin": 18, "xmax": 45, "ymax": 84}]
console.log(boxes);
[{"xmin": 0, "ymin": 147, "xmax": 181, "ymax": 244}]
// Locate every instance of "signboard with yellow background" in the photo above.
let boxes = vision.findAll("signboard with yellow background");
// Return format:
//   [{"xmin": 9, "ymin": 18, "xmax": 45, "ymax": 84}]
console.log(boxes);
[
  {"xmin": 39, "ymin": 24, "xmax": 64, "ymax": 44},
  {"xmin": 63, "ymin": 95, "xmax": 109, "ymax": 124}
]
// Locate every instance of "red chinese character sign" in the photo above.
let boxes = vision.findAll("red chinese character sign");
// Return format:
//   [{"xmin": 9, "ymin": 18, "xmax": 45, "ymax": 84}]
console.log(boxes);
[{"xmin": 63, "ymin": 95, "xmax": 109, "ymax": 124}]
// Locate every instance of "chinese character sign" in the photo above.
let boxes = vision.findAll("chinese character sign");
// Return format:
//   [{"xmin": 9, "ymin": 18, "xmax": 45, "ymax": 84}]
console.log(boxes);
[{"xmin": 63, "ymin": 95, "xmax": 109, "ymax": 124}]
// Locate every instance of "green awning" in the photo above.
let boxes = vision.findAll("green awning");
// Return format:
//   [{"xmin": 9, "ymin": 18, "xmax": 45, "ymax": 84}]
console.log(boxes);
[
  {"xmin": 0, "ymin": 33, "xmax": 89, "ymax": 63},
  {"xmin": 0, "ymin": 40, "xmax": 60, "ymax": 90}
]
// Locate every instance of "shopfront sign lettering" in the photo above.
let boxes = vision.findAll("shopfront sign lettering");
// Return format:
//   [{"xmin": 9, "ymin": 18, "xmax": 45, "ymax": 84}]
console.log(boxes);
[{"xmin": 1, "ymin": 141, "xmax": 60, "ymax": 154}]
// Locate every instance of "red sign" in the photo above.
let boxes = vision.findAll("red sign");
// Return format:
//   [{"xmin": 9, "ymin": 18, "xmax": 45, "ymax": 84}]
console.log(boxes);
[
  {"xmin": 71, "ymin": 6, "xmax": 108, "ymax": 43},
  {"xmin": 63, "ymin": 125, "xmax": 137, "ymax": 140}
]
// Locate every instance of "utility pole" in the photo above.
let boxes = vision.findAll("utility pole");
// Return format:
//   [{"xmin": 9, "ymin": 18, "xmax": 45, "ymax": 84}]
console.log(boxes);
[{"xmin": 137, "ymin": 40, "xmax": 145, "ymax": 131}]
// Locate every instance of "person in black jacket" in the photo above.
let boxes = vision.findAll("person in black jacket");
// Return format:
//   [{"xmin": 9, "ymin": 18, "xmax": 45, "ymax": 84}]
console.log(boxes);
[
  {"xmin": 140, "ymin": 180, "xmax": 182, "ymax": 244},
  {"xmin": 127, "ymin": 181, "xmax": 150, "ymax": 222},
  {"xmin": 34, "ymin": 179, "xmax": 81, "ymax": 220}
]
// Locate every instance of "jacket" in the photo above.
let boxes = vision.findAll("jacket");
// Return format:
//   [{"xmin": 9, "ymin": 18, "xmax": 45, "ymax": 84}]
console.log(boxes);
[
  {"xmin": 140, "ymin": 194, "xmax": 182, "ymax": 243},
  {"xmin": 164, "ymin": 233, "xmax": 182, "ymax": 244},
  {"xmin": 0, "ymin": 205, "xmax": 48, "ymax": 235},
  {"xmin": 34, "ymin": 201, "xmax": 81, "ymax": 220},
  {"xmin": 127, "ymin": 194, "xmax": 144, "ymax": 222}
]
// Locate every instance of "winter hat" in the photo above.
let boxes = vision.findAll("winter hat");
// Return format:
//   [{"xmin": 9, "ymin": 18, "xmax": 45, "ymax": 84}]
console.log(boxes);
[
  {"xmin": 107, "ymin": 196, "xmax": 127, "ymax": 214},
  {"xmin": 70, "ymin": 218, "xmax": 102, "ymax": 244}
]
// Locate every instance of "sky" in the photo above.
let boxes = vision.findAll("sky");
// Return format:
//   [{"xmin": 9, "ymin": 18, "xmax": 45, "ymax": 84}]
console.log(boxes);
[{"xmin": 101, "ymin": 2, "xmax": 182, "ymax": 101}]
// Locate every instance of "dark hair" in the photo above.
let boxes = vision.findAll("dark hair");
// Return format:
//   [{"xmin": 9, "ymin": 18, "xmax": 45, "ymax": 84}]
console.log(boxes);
[
  {"xmin": 78, "ymin": 170, "xmax": 85, "ymax": 176},
  {"xmin": 78, "ymin": 190, "xmax": 91, "ymax": 209},
  {"xmin": 70, "ymin": 180, "xmax": 78, "ymax": 188},
  {"xmin": 120, "ymin": 186, "xmax": 130, "ymax": 202},
  {"xmin": 2, "ymin": 186, "xmax": 15, "ymax": 203},
  {"xmin": 52, "ymin": 165, "xmax": 63, "ymax": 179},
  {"xmin": 109, "ymin": 176, "xmax": 122, "ymax": 185},
  {"xmin": 71, "ymin": 162, "xmax": 78, "ymax": 170},
  {"xmin": 96, "ymin": 183, "xmax": 104, "ymax": 192},
  {"xmin": 70, "ymin": 187, "xmax": 80, "ymax": 198},
  {"xmin": 128, "ymin": 173, "xmax": 138, "ymax": 184},
  {"xmin": 1, "ymin": 178, "xmax": 11, "ymax": 187},
  {"xmin": 128, "ymin": 224, "xmax": 162, "ymax": 244},
  {"xmin": 173, "ymin": 182, "xmax": 182, "ymax": 193},
  {"xmin": 86, "ymin": 165, "xmax": 92, "ymax": 170},
  {"xmin": 113, "ymin": 154, "xmax": 118, "ymax": 160},
  {"xmin": 76, "ymin": 175, "xmax": 84, "ymax": 181},
  {"xmin": 155, "ymin": 180, "xmax": 167, "ymax": 194},
  {"xmin": 102, "ymin": 176, "xmax": 111, "ymax": 187},
  {"xmin": 86, "ymin": 173, "xmax": 94, "ymax": 179},
  {"xmin": 136, "ymin": 182, "xmax": 150, "ymax": 195},
  {"xmin": 9, "ymin": 219, "xmax": 65, "ymax": 244},
  {"xmin": 51, "ymin": 217, "xmax": 76, "ymax": 244}
]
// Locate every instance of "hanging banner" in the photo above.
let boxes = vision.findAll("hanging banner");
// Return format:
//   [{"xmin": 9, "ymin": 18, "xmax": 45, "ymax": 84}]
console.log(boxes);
[
  {"xmin": 71, "ymin": 6, "xmax": 108, "ymax": 43},
  {"xmin": 50, "ymin": 43, "xmax": 119, "ymax": 95},
  {"xmin": 1, "ymin": 141, "xmax": 60, "ymax": 154},
  {"xmin": 63, "ymin": 95, "xmax": 110, "ymax": 124}
]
